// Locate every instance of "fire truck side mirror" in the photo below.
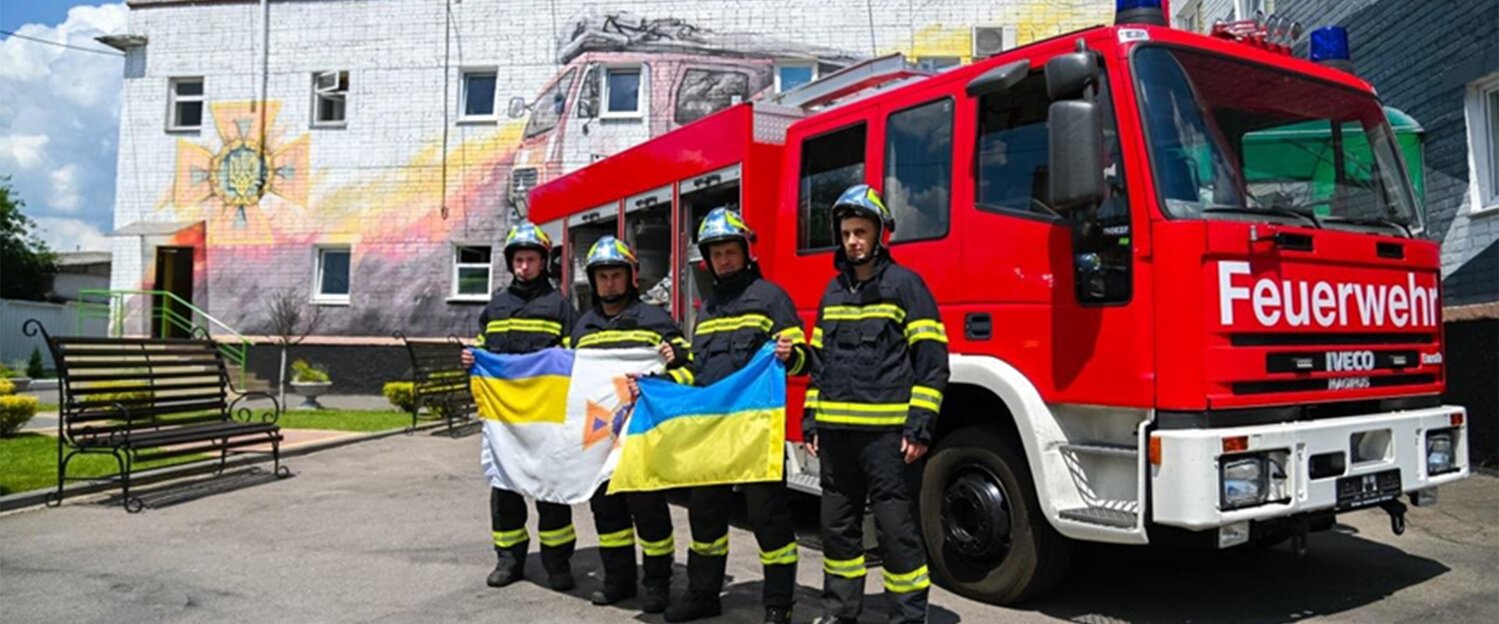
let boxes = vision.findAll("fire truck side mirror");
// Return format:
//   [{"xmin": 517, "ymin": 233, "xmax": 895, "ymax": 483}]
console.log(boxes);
[
  {"xmin": 1047, "ymin": 100, "xmax": 1105, "ymax": 213},
  {"xmin": 507, "ymin": 97, "xmax": 528, "ymax": 119},
  {"xmin": 966, "ymin": 59, "xmax": 1030, "ymax": 97},
  {"xmin": 1043, "ymin": 49, "xmax": 1097, "ymax": 101}
]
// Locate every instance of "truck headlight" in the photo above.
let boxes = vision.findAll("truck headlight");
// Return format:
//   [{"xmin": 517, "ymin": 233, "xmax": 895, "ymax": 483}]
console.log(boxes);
[
  {"xmin": 1221, "ymin": 456, "xmax": 1267, "ymax": 510},
  {"xmin": 1426, "ymin": 429, "xmax": 1456, "ymax": 476}
]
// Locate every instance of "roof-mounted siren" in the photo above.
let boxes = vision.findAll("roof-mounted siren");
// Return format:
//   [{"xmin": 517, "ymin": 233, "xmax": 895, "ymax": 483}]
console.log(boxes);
[
  {"xmin": 1116, "ymin": 0, "xmax": 1168, "ymax": 27},
  {"xmin": 1310, "ymin": 26, "xmax": 1356, "ymax": 74},
  {"xmin": 1210, "ymin": 10, "xmax": 1302, "ymax": 55}
]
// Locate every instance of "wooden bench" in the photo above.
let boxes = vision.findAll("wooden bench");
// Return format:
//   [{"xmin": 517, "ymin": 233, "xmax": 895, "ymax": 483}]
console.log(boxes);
[
  {"xmin": 395, "ymin": 331, "xmax": 476, "ymax": 437},
  {"xmin": 26, "ymin": 320, "xmax": 288, "ymax": 513}
]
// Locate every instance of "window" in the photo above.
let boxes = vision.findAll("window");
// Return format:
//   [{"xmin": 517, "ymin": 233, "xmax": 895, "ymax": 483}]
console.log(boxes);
[
  {"xmin": 524, "ymin": 68, "xmax": 577, "ymax": 139},
  {"xmin": 885, "ymin": 98, "xmax": 953, "ymax": 242},
  {"xmin": 1174, "ymin": 0, "xmax": 1204, "ymax": 32},
  {"xmin": 676, "ymin": 69, "xmax": 752, "ymax": 125},
  {"xmin": 312, "ymin": 71, "xmax": 349, "ymax": 126},
  {"xmin": 168, "ymin": 77, "xmax": 204, "ymax": 131},
  {"xmin": 452, "ymin": 245, "xmax": 493, "ymax": 299},
  {"xmin": 602, "ymin": 66, "xmax": 643, "ymax": 117},
  {"xmin": 775, "ymin": 62, "xmax": 816, "ymax": 93},
  {"xmin": 976, "ymin": 73, "xmax": 1053, "ymax": 216},
  {"xmin": 462, "ymin": 70, "xmax": 498, "ymax": 119},
  {"xmin": 1467, "ymin": 73, "xmax": 1499, "ymax": 212},
  {"xmin": 1235, "ymin": 0, "xmax": 1272, "ymax": 19},
  {"xmin": 314, "ymin": 247, "xmax": 351, "ymax": 303},
  {"xmin": 798, "ymin": 124, "xmax": 867, "ymax": 251}
]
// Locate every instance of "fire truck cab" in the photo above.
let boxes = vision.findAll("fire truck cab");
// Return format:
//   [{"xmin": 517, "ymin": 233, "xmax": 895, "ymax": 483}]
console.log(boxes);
[{"xmin": 528, "ymin": 1, "xmax": 1469, "ymax": 605}]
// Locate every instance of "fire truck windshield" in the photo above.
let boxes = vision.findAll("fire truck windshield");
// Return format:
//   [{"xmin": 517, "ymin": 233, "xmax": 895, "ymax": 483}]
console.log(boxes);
[{"xmin": 1133, "ymin": 46, "xmax": 1421, "ymax": 233}]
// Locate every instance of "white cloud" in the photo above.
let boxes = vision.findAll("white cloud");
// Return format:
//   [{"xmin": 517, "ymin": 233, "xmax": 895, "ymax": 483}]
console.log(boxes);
[
  {"xmin": 33, "ymin": 216, "xmax": 111, "ymax": 253},
  {"xmin": 0, "ymin": 4, "xmax": 126, "ymax": 237}
]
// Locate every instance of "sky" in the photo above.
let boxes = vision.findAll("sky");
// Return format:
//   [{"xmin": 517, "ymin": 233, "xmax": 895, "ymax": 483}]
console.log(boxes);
[{"xmin": 1, "ymin": 1, "xmax": 126, "ymax": 253}]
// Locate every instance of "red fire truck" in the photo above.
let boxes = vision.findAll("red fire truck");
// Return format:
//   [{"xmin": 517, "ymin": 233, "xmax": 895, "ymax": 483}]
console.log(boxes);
[{"xmin": 528, "ymin": 1, "xmax": 1470, "ymax": 604}]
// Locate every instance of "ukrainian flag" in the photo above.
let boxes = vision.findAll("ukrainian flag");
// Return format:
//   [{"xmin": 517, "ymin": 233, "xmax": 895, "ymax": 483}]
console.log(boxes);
[
  {"xmin": 471, "ymin": 348, "xmax": 573, "ymax": 424},
  {"xmin": 609, "ymin": 343, "xmax": 786, "ymax": 494}
]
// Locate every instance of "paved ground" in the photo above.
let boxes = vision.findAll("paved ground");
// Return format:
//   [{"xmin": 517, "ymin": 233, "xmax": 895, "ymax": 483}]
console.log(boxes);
[{"xmin": 1, "ymin": 430, "xmax": 1495, "ymax": 624}]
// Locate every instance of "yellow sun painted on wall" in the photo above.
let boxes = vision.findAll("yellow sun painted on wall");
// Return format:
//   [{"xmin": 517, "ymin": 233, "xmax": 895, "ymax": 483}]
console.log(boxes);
[{"xmin": 173, "ymin": 101, "xmax": 310, "ymax": 224}]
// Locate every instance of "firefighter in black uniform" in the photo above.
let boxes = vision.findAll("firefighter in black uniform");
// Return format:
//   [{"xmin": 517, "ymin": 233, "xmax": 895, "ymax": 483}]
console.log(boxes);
[
  {"xmin": 663, "ymin": 207, "xmax": 811, "ymax": 624},
  {"xmin": 572, "ymin": 235, "xmax": 692, "ymax": 613},
  {"xmin": 804, "ymin": 185, "xmax": 949, "ymax": 624},
  {"xmin": 461, "ymin": 222, "xmax": 579, "ymax": 592}
]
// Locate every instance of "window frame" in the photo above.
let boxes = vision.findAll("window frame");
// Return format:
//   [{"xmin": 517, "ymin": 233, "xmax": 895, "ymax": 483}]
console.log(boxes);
[
  {"xmin": 774, "ymin": 61, "xmax": 817, "ymax": 93},
  {"xmin": 450, "ymin": 244, "xmax": 494, "ymax": 302},
  {"xmin": 167, "ymin": 77, "xmax": 205, "ymax": 132},
  {"xmin": 796, "ymin": 121, "xmax": 870, "ymax": 254},
  {"xmin": 971, "ymin": 71, "xmax": 1068, "ymax": 226},
  {"xmin": 600, "ymin": 65, "xmax": 645, "ymax": 119},
  {"xmin": 1466, "ymin": 72, "xmax": 1499, "ymax": 214},
  {"xmin": 460, "ymin": 68, "xmax": 499, "ymax": 122},
  {"xmin": 312, "ymin": 246, "xmax": 353, "ymax": 305},
  {"xmin": 884, "ymin": 96, "xmax": 956, "ymax": 245},
  {"xmin": 311, "ymin": 70, "xmax": 349, "ymax": 128}
]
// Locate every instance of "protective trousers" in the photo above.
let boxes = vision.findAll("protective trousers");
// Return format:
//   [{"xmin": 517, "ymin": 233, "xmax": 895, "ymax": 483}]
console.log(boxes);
[
  {"xmin": 684, "ymin": 481, "xmax": 799, "ymax": 608},
  {"xmin": 819, "ymin": 430, "xmax": 929, "ymax": 624},
  {"xmin": 590, "ymin": 484, "xmax": 675, "ymax": 592},
  {"xmin": 491, "ymin": 486, "xmax": 575, "ymax": 573}
]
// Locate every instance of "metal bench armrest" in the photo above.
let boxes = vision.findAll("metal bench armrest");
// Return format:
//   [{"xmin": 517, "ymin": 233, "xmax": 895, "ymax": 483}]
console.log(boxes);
[{"xmin": 229, "ymin": 391, "xmax": 283, "ymax": 425}]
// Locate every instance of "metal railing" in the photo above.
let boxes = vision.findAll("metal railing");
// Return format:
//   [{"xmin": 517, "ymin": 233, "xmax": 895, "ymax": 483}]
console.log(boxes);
[{"xmin": 76, "ymin": 288, "xmax": 254, "ymax": 388}]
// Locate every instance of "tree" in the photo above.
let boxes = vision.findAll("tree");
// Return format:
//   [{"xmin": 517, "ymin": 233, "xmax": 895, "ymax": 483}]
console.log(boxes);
[
  {"xmin": 0, "ymin": 178, "xmax": 58, "ymax": 301},
  {"xmin": 263, "ymin": 289, "xmax": 324, "ymax": 405}
]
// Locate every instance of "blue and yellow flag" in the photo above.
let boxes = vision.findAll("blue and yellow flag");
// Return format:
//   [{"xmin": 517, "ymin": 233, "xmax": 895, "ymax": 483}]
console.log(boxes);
[
  {"xmin": 470, "ymin": 348, "xmax": 573, "ymax": 425},
  {"xmin": 609, "ymin": 343, "xmax": 786, "ymax": 494}
]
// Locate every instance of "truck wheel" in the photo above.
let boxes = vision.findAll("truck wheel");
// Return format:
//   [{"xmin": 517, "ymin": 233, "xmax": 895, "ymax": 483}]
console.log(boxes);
[{"xmin": 920, "ymin": 425, "xmax": 1072, "ymax": 605}]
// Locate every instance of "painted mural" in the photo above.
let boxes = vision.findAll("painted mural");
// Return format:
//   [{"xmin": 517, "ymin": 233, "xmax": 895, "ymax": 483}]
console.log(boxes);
[{"xmin": 133, "ymin": 1, "xmax": 1113, "ymax": 338}]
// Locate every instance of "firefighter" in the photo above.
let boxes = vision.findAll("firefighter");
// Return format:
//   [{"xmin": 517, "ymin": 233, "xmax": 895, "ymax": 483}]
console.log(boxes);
[
  {"xmin": 662, "ymin": 207, "xmax": 811, "ymax": 624},
  {"xmin": 804, "ymin": 185, "xmax": 949, "ymax": 624},
  {"xmin": 571, "ymin": 235, "xmax": 691, "ymax": 613},
  {"xmin": 461, "ymin": 222, "xmax": 578, "ymax": 592}
]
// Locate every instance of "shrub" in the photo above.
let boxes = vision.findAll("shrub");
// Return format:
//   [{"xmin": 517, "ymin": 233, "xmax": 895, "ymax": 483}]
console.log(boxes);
[
  {"xmin": 383, "ymin": 381, "xmax": 416, "ymax": 412},
  {"xmin": 26, "ymin": 347, "xmax": 44, "ymax": 379},
  {"xmin": 0, "ymin": 362, "xmax": 13, "ymax": 377},
  {"xmin": 0, "ymin": 395, "xmax": 38, "ymax": 436},
  {"xmin": 0, "ymin": 378, "xmax": 14, "ymax": 396},
  {"xmin": 291, "ymin": 359, "xmax": 330, "ymax": 383}
]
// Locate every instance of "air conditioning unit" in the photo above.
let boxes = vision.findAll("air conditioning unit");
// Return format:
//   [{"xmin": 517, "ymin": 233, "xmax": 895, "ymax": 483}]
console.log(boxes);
[{"xmin": 972, "ymin": 25, "xmax": 1018, "ymax": 59}]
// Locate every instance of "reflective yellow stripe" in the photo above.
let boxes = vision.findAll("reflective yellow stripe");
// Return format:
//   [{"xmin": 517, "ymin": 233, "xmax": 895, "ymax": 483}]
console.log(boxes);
[
  {"xmin": 803, "ymin": 388, "xmax": 820, "ymax": 410},
  {"xmin": 815, "ymin": 401, "xmax": 908, "ymax": 426},
  {"xmin": 909, "ymin": 385, "xmax": 943, "ymax": 413},
  {"xmin": 823, "ymin": 304, "xmax": 906, "ymax": 323},
  {"xmin": 539, "ymin": 524, "xmax": 577, "ymax": 547},
  {"xmin": 883, "ymin": 565, "xmax": 931, "ymax": 593},
  {"xmin": 640, "ymin": 535, "xmax": 675, "ymax": 557},
  {"xmin": 905, "ymin": 319, "xmax": 948, "ymax": 345},
  {"xmin": 690, "ymin": 535, "xmax": 729, "ymax": 556},
  {"xmin": 576, "ymin": 330, "xmax": 663, "ymax": 348},
  {"xmin": 759, "ymin": 542, "xmax": 799, "ymax": 566},
  {"xmin": 810, "ymin": 327, "xmax": 824, "ymax": 349},
  {"xmin": 486, "ymin": 319, "xmax": 564, "ymax": 335},
  {"xmin": 493, "ymin": 528, "xmax": 529, "ymax": 548},
  {"xmin": 670, "ymin": 336, "xmax": 694, "ymax": 362},
  {"xmin": 598, "ymin": 528, "xmax": 635, "ymax": 549},
  {"xmin": 776, "ymin": 326, "xmax": 807, "ymax": 344},
  {"xmin": 668, "ymin": 368, "xmax": 696, "ymax": 386},
  {"xmin": 696, "ymin": 314, "xmax": 774, "ymax": 335},
  {"xmin": 561, "ymin": 336, "xmax": 572, "ymax": 348},
  {"xmin": 475, "ymin": 333, "xmax": 487, "ymax": 348},
  {"xmin": 823, "ymin": 555, "xmax": 867, "ymax": 578},
  {"xmin": 788, "ymin": 346, "xmax": 807, "ymax": 375}
]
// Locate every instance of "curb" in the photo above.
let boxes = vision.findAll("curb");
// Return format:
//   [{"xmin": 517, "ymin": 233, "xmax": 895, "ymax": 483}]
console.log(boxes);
[{"xmin": 0, "ymin": 420, "xmax": 458, "ymax": 513}]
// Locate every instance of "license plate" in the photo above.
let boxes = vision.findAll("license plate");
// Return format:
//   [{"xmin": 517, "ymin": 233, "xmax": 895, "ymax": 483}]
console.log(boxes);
[{"xmin": 1336, "ymin": 469, "xmax": 1401, "ymax": 510}]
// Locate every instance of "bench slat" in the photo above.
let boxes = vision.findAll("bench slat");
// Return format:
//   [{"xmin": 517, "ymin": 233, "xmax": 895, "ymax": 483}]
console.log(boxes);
[
  {"xmin": 67, "ymin": 370, "xmax": 225, "ymax": 383},
  {"xmin": 67, "ymin": 400, "xmax": 227, "ymax": 423},
  {"xmin": 68, "ymin": 380, "xmax": 226, "ymax": 396},
  {"xmin": 132, "ymin": 432, "xmax": 284, "ymax": 462}
]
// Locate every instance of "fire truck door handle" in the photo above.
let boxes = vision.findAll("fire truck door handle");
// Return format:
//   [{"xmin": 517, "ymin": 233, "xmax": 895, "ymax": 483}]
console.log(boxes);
[{"xmin": 965, "ymin": 313, "xmax": 992, "ymax": 340}]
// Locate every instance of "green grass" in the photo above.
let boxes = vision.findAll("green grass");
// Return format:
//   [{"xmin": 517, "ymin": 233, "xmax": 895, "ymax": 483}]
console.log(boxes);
[
  {"xmin": 274, "ymin": 409, "xmax": 411, "ymax": 432},
  {"xmin": 36, "ymin": 403, "xmax": 57, "ymax": 413},
  {"xmin": 0, "ymin": 433, "xmax": 207, "ymax": 496}
]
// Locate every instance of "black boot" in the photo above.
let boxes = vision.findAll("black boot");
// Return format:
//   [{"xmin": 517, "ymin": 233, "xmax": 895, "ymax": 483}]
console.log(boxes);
[
  {"xmin": 663, "ymin": 592, "xmax": 722, "ymax": 623},
  {"xmin": 764, "ymin": 606, "xmax": 793, "ymax": 624},
  {"xmin": 641, "ymin": 582, "xmax": 670, "ymax": 614},
  {"xmin": 486, "ymin": 548, "xmax": 524, "ymax": 588},
  {"xmin": 811, "ymin": 617, "xmax": 858, "ymax": 624},
  {"xmin": 590, "ymin": 584, "xmax": 636, "ymax": 606},
  {"xmin": 547, "ymin": 564, "xmax": 575, "ymax": 592}
]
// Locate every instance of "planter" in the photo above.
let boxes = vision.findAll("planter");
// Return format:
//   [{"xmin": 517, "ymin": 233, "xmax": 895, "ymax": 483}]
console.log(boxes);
[
  {"xmin": 290, "ymin": 381, "xmax": 333, "ymax": 410},
  {"xmin": 7, "ymin": 377, "xmax": 32, "ymax": 393}
]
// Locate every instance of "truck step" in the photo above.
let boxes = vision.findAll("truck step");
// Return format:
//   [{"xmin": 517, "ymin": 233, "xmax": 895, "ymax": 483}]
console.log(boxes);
[
  {"xmin": 1059, "ymin": 443, "xmax": 1139, "ymax": 458},
  {"xmin": 786, "ymin": 471, "xmax": 821, "ymax": 495},
  {"xmin": 1058, "ymin": 506, "xmax": 1138, "ymax": 528}
]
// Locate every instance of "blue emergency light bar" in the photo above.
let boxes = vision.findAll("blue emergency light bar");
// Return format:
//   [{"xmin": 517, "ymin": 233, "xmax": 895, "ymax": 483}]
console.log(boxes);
[
  {"xmin": 1116, "ymin": 0, "xmax": 1168, "ymax": 27},
  {"xmin": 1309, "ymin": 25, "xmax": 1355, "ymax": 73}
]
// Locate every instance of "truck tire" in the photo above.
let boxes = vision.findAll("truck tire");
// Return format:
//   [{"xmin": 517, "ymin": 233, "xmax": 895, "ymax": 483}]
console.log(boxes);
[{"xmin": 920, "ymin": 424, "xmax": 1072, "ymax": 605}]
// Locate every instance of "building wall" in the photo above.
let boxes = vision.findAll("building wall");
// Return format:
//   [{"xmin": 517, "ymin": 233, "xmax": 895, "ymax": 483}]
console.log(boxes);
[{"xmin": 110, "ymin": 0, "xmax": 1115, "ymax": 339}]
